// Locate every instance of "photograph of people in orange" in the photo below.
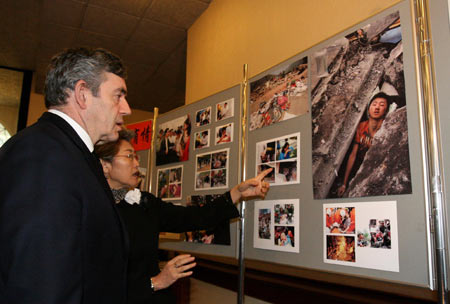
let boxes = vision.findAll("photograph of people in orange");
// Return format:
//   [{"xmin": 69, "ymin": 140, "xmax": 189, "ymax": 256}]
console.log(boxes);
[{"xmin": 323, "ymin": 201, "xmax": 398, "ymax": 272}]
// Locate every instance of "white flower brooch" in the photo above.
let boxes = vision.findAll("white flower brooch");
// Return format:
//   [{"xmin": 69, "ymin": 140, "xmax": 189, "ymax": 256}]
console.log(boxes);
[{"xmin": 125, "ymin": 188, "xmax": 142, "ymax": 205}]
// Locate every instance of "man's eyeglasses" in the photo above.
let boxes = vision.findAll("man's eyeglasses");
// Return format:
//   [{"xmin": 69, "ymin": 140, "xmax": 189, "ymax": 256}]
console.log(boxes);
[{"xmin": 114, "ymin": 153, "xmax": 140, "ymax": 161}]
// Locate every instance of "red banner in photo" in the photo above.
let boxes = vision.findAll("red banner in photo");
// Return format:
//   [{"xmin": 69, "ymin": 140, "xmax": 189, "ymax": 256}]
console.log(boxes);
[{"xmin": 126, "ymin": 120, "xmax": 153, "ymax": 151}]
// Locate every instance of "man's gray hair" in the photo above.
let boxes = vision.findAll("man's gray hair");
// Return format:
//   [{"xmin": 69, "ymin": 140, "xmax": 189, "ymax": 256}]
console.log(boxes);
[{"xmin": 44, "ymin": 47, "xmax": 126, "ymax": 108}]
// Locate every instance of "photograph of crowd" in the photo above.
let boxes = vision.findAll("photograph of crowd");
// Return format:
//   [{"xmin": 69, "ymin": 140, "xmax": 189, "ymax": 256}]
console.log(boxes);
[
  {"xmin": 184, "ymin": 194, "xmax": 232, "ymax": 245},
  {"xmin": 194, "ymin": 130, "xmax": 210, "ymax": 150},
  {"xmin": 275, "ymin": 203, "xmax": 294, "ymax": 225},
  {"xmin": 323, "ymin": 201, "xmax": 398, "ymax": 271},
  {"xmin": 216, "ymin": 98, "xmax": 234, "ymax": 121},
  {"xmin": 157, "ymin": 165, "xmax": 183, "ymax": 201},
  {"xmin": 258, "ymin": 208, "xmax": 271, "ymax": 239},
  {"xmin": 311, "ymin": 11, "xmax": 412, "ymax": 199},
  {"xmin": 325, "ymin": 207, "xmax": 355, "ymax": 234},
  {"xmin": 326, "ymin": 235, "xmax": 356, "ymax": 262},
  {"xmin": 195, "ymin": 106, "xmax": 211, "ymax": 126},
  {"xmin": 215, "ymin": 123, "xmax": 233, "ymax": 145},
  {"xmin": 249, "ymin": 56, "xmax": 308, "ymax": 131},
  {"xmin": 195, "ymin": 148, "xmax": 229, "ymax": 190},
  {"xmin": 254, "ymin": 199, "xmax": 299, "ymax": 253},
  {"xmin": 156, "ymin": 115, "xmax": 191, "ymax": 166},
  {"xmin": 256, "ymin": 133, "xmax": 300, "ymax": 186}
]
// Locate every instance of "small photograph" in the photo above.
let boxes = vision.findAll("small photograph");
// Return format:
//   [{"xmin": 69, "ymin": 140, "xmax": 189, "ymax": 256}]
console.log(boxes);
[
  {"xmin": 216, "ymin": 98, "xmax": 234, "ymax": 121},
  {"xmin": 255, "ymin": 133, "xmax": 300, "ymax": 186},
  {"xmin": 185, "ymin": 194, "xmax": 232, "ymax": 245},
  {"xmin": 258, "ymin": 209, "xmax": 271, "ymax": 239},
  {"xmin": 249, "ymin": 56, "xmax": 308, "ymax": 131},
  {"xmin": 169, "ymin": 167, "xmax": 182, "ymax": 183},
  {"xmin": 274, "ymin": 226, "xmax": 295, "ymax": 247},
  {"xmin": 257, "ymin": 141, "xmax": 276, "ymax": 164},
  {"xmin": 357, "ymin": 230, "xmax": 370, "ymax": 247},
  {"xmin": 157, "ymin": 165, "xmax": 183, "ymax": 201},
  {"xmin": 211, "ymin": 151, "xmax": 227, "ymax": 169},
  {"xmin": 195, "ymin": 106, "xmax": 211, "ymax": 126},
  {"xmin": 276, "ymin": 136, "xmax": 298, "ymax": 160},
  {"xmin": 274, "ymin": 203, "xmax": 294, "ymax": 225},
  {"xmin": 211, "ymin": 169, "xmax": 227, "ymax": 187},
  {"xmin": 168, "ymin": 183, "xmax": 181, "ymax": 199},
  {"xmin": 325, "ymin": 207, "xmax": 355, "ymax": 234},
  {"xmin": 195, "ymin": 148, "xmax": 229, "ymax": 190},
  {"xmin": 257, "ymin": 163, "xmax": 276, "ymax": 183},
  {"xmin": 194, "ymin": 130, "xmax": 210, "ymax": 150},
  {"xmin": 195, "ymin": 171, "xmax": 211, "ymax": 189},
  {"xmin": 275, "ymin": 161, "xmax": 298, "ymax": 184},
  {"xmin": 155, "ymin": 115, "xmax": 191, "ymax": 166},
  {"xmin": 369, "ymin": 219, "xmax": 391, "ymax": 249},
  {"xmin": 196, "ymin": 154, "xmax": 211, "ymax": 172},
  {"xmin": 326, "ymin": 235, "xmax": 355, "ymax": 262},
  {"xmin": 215, "ymin": 123, "xmax": 233, "ymax": 145},
  {"xmin": 157, "ymin": 169, "xmax": 169, "ymax": 199}
]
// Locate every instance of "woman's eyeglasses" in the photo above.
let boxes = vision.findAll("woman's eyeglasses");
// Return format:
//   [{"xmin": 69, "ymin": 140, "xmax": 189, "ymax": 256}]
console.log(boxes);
[{"xmin": 114, "ymin": 153, "xmax": 140, "ymax": 161}]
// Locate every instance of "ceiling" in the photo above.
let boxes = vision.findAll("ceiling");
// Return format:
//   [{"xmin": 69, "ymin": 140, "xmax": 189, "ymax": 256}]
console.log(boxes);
[{"xmin": 0, "ymin": 0, "xmax": 211, "ymax": 113}]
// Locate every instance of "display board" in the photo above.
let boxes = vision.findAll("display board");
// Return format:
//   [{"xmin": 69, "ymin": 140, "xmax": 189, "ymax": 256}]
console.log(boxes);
[
  {"xmin": 244, "ymin": 1, "xmax": 431, "ymax": 287},
  {"xmin": 154, "ymin": 85, "xmax": 241, "ymax": 258},
  {"xmin": 150, "ymin": 1, "xmax": 432, "ymax": 288}
]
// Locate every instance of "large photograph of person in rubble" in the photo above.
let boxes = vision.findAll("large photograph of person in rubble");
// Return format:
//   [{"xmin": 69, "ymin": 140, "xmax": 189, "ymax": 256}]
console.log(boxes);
[
  {"xmin": 249, "ymin": 57, "xmax": 308, "ymax": 131},
  {"xmin": 311, "ymin": 11, "xmax": 412, "ymax": 199}
]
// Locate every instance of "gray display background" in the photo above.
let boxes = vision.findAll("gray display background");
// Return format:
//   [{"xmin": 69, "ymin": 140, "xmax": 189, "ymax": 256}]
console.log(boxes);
[
  {"xmin": 243, "ymin": 1, "xmax": 431, "ymax": 288},
  {"xmin": 154, "ymin": 85, "xmax": 241, "ymax": 258},
  {"xmin": 150, "ymin": 0, "xmax": 442, "ymax": 288}
]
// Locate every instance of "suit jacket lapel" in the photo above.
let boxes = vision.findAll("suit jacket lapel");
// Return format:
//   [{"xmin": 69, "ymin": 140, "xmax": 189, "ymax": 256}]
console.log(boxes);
[{"xmin": 39, "ymin": 112, "xmax": 130, "ymax": 255}]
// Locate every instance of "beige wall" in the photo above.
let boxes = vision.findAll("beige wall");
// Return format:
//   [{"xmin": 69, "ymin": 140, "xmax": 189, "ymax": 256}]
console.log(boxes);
[{"xmin": 186, "ymin": 0, "xmax": 402, "ymax": 104}]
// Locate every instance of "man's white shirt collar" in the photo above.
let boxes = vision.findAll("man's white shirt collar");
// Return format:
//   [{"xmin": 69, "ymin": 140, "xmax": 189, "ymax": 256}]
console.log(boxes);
[{"xmin": 48, "ymin": 109, "xmax": 94, "ymax": 152}]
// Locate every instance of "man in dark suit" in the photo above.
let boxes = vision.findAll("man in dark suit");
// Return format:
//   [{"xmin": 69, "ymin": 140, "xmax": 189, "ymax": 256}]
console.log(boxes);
[{"xmin": 0, "ymin": 48, "xmax": 131, "ymax": 303}]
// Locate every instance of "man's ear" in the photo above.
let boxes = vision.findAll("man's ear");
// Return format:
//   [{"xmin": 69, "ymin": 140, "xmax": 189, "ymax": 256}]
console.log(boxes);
[
  {"xmin": 100, "ymin": 159, "xmax": 111, "ymax": 178},
  {"xmin": 74, "ymin": 79, "xmax": 89, "ymax": 110}
]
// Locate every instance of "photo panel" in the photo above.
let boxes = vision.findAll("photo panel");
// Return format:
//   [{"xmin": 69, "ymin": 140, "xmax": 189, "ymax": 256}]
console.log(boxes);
[
  {"xmin": 184, "ymin": 194, "xmax": 232, "ymax": 245},
  {"xmin": 195, "ymin": 106, "xmax": 211, "ymax": 127},
  {"xmin": 156, "ymin": 115, "xmax": 191, "ymax": 166},
  {"xmin": 311, "ymin": 11, "xmax": 412, "ymax": 199},
  {"xmin": 323, "ymin": 201, "xmax": 398, "ymax": 272},
  {"xmin": 215, "ymin": 122, "xmax": 233, "ymax": 145},
  {"xmin": 255, "ymin": 132, "xmax": 300, "ymax": 186},
  {"xmin": 195, "ymin": 148, "xmax": 229, "ymax": 190},
  {"xmin": 249, "ymin": 56, "xmax": 308, "ymax": 131},
  {"xmin": 253, "ymin": 199, "xmax": 299, "ymax": 253},
  {"xmin": 194, "ymin": 129, "xmax": 210, "ymax": 150},
  {"xmin": 157, "ymin": 165, "xmax": 183, "ymax": 201},
  {"xmin": 216, "ymin": 98, "xmax": 234, "ymax": 121}
]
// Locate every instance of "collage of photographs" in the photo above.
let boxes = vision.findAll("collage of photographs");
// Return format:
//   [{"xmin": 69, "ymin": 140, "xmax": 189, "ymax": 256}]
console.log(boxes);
[
  {"xmin": 253, "ymin": 199, "xmax": 299, "ymax": 253},
  {"xmin": 323, "ymin": 201, "xmax": 398, "ymax": 272},
  {"xmin": 256, "ymin": 132, "xmax": 300, "ymax": 186},
  {"xmin": 195, "ymin": 148, "xmax": 229, "ymax": 190}
]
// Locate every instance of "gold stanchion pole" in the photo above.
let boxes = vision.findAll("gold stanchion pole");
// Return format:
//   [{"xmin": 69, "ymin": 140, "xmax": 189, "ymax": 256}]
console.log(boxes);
[
  {"xmin": 238, "ymin": 64, "xmax": 248, "ymax": 304},
  {"xmin": 148, "ymin": 107, "xmax": 159, "ymax": 194}
]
